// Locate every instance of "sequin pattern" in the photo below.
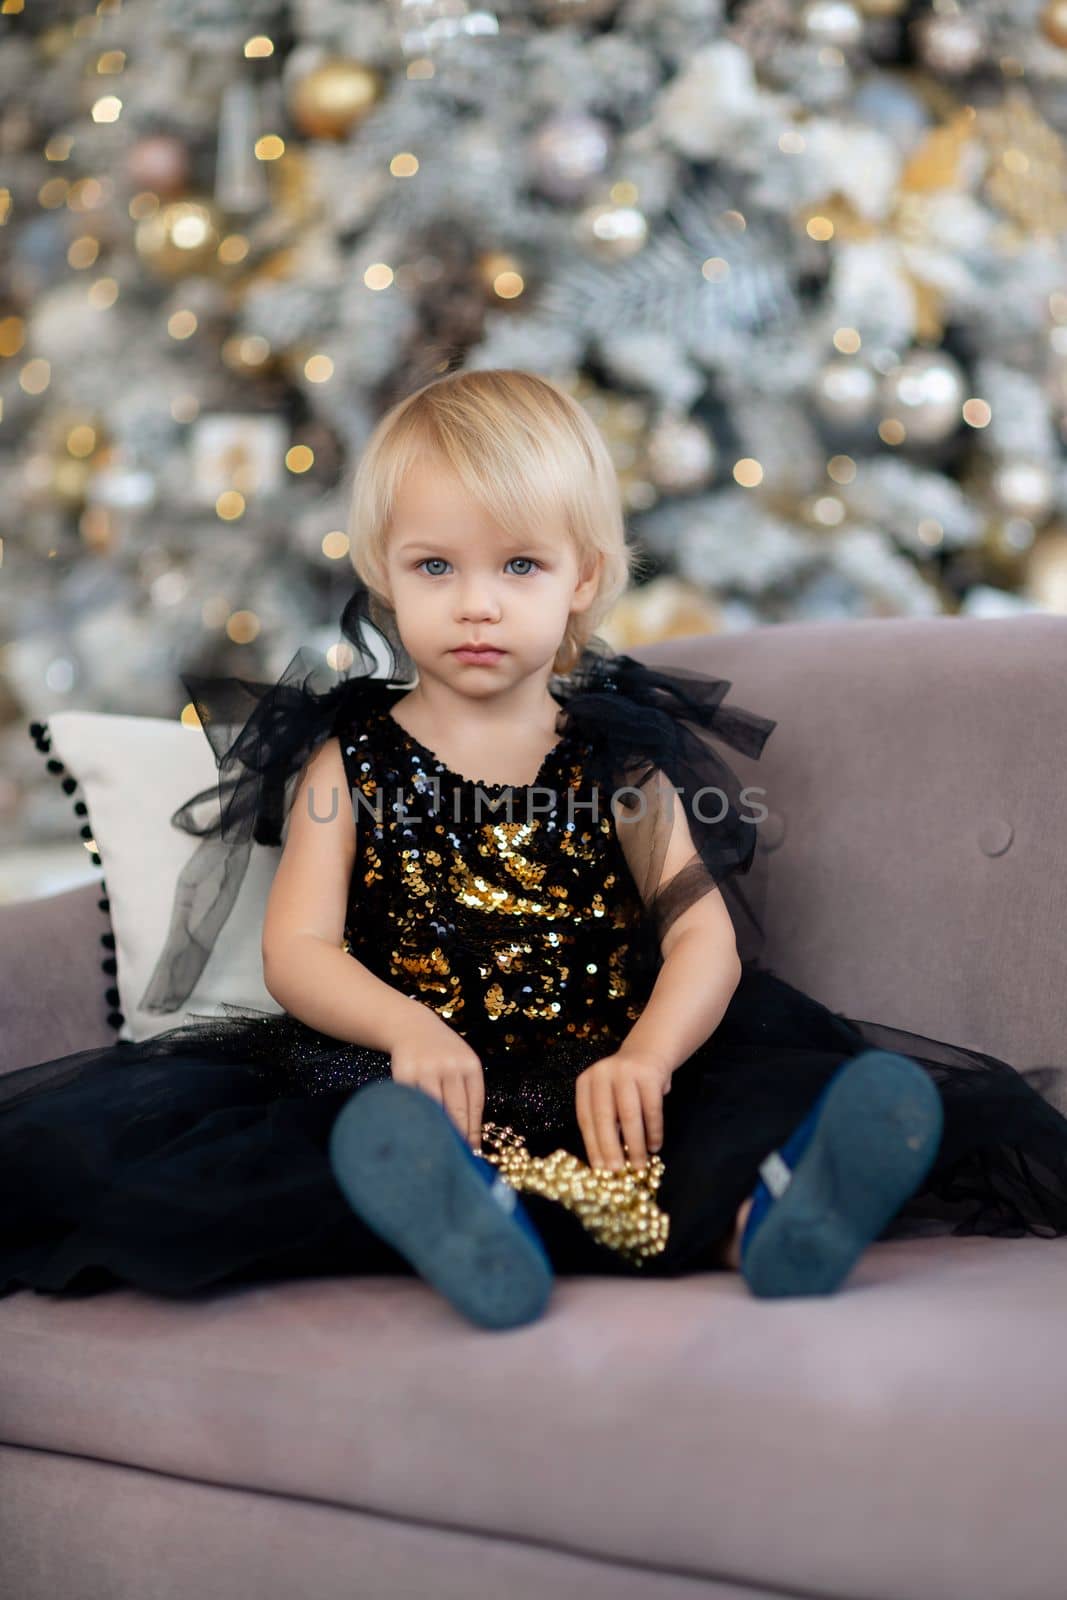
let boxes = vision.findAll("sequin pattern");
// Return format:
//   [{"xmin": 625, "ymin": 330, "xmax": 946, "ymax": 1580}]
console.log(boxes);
[{"xmin": 338, "ymin": 697, "xmax": 661, "ymax": 1061}]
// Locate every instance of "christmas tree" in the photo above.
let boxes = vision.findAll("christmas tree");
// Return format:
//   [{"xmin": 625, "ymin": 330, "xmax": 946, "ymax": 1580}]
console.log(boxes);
[{"xmin": 3, "ymin": 0, "xmax": 1067, "ymax": 863}]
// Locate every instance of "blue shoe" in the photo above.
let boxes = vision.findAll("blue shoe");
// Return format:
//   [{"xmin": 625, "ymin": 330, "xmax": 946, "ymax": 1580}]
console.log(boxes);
[
  {"xmin": 328, "ymin": 1081, "xmax": 554, "ymax": 1329},
  {"xmin": 739, "ymin": 1050, "xmax": 944, "ymax": 1299}
]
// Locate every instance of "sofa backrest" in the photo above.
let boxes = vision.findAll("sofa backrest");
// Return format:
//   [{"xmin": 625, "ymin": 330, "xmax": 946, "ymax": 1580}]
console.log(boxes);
[
  {"xmin": 643, "ymin": 612, "xmax": 1067, "ymax": 1073},
  {"xmin": 4, "ymin": 614, "xmax": 1066, "ymax": 1077}
]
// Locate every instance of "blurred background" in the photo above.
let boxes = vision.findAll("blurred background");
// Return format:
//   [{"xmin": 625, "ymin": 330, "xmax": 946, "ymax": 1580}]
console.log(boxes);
[{"xmin": 2, "ymin": 0, "xmax": 1067, "ymax": 900}]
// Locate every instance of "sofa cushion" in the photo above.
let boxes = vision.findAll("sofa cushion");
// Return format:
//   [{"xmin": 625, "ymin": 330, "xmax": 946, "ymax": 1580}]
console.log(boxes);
[
  {"xmin": 37, "ymin": 711, "xmax": 284, "ymax": 1043},
  {"xmin": 3, "ymin": 1235, "xmax": 1066, "ymax": 1600}
]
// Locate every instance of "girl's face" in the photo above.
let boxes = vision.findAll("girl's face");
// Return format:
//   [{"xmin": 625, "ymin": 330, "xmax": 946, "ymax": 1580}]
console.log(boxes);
[{"xmin": 382, "ymin": 456, "xmax": 600, "ymax": 689}]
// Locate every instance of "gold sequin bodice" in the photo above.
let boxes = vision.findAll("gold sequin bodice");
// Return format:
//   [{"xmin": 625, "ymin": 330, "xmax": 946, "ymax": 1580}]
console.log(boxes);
[{"xmin": 338, "ymin": 692, "xmax": 662, "ymax": 1070}]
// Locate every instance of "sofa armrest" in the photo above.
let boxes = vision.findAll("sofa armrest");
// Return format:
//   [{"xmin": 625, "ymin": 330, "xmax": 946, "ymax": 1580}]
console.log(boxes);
[{"xmin": 0, "ymin": 883, "xmax": 115, "ymax": 1076}]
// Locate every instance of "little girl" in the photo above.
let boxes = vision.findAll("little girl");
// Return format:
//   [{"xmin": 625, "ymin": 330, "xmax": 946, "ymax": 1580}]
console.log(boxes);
[{"xmin": 4, "ymin": 368, "xmax": 1067, "ymax": 1329}]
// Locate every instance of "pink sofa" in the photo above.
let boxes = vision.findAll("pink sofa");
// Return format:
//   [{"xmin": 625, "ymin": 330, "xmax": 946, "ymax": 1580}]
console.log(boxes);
[{"xmin": 3, "ymin": 613, "xmax": 1067, "ymax": 1600}]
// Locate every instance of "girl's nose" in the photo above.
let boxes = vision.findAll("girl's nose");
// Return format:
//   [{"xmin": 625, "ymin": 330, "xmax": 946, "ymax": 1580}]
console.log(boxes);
[{"xmin": 457, "ymin": 593, "xmax": 500, "ymax": 620}]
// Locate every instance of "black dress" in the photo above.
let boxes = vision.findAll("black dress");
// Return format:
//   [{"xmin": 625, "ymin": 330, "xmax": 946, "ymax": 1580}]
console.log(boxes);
[{"xmin": 4, "ymin": 584, "xmax": 1067, "ymax": 1298}]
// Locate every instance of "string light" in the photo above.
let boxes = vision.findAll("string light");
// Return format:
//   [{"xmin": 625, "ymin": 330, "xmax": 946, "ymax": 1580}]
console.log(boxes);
[
  {"xmin": 0, "ymin": 317, "xmax": 25, "ymax": 357},
  {"xmin": 167, "ymin": 310, "xmax": 197, "ymax": 339},
  {"xmin": 364, "ymin": 263, "xmax": 394, "ymax": 290},
  {"xmin": 20, "ymin": 359, "xmax": 51, "ymax": 395},
  {"xmin": 733, "ymin": 458, "xmax": 764, "ymax": 488},
  {"xmin": 321, "ymin": 530, "xmax": 350, "ymax": 559},
  {"xmin": 827, "ymin": 454, "xmax": 856, "ymax": 484},
  {"xmin": 87, "ymin": 277, "xmax": 118, "ymax": 307},
  {"xmin": 216, "ymin": 491, "xmax": 246, "ymax": 520},
  {"xmin": 963, "ymin": 398, "xmax": 992, "ymax": 427},
  {"xmin": 68, "ymin": 236, "xmax": 100, "ymax": 269},
  {"xmin": 91, "ymin": 95, "xmax": 122, "ymax": 123},
  {"xmin": 217, "ymin": 235, "xmax": 249, "ymax": 264},
  {"xmin": 226, "ymin": 610, "xmax": 260, "ymax": 643}
]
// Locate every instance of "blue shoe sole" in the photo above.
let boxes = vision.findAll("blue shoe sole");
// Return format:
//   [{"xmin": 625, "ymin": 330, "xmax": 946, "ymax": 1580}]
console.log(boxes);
[
  {"xmin": 741, "ymin": 1051, "xmax": 944, "ymax": 1299},
  {"xmin": 328, "ymin": 1081, "xmax": 553, "ymax": 1330}
]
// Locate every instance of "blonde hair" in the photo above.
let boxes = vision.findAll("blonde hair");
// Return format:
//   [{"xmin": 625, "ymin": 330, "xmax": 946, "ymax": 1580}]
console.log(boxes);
[{"xmin": 346, "ymin": 368, "xmax": 645, "ymax": 677}]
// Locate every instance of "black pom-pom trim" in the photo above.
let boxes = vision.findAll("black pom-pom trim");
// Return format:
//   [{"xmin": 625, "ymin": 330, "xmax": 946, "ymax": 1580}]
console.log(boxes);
[{"xmin": 32, "ymin": 717, "xmax": 123, "ymax": 1035}]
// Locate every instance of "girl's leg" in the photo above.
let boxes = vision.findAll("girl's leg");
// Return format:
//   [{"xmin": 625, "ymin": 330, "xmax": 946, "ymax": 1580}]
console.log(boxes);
[
  {"xmin": 733, "ymin": 1051, "xmax": 944, "ymax": 1297},
  {"xmin": 717, "ymin": 1196, "xmax": 755, "ymax": 1272},
  {"xmin": 328, "ymin": 1080, "xmax": 554, "ymax": 1329},
  {"xmin": 652, "ymin": 1049, "xmax": 942, "ymax": 1289}
]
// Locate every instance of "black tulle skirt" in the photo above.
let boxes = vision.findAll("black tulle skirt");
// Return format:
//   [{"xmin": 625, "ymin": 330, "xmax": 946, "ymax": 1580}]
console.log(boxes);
[{"xmin": 4, "ymin": 967, "xmax": 1067, "ymax": 1300}]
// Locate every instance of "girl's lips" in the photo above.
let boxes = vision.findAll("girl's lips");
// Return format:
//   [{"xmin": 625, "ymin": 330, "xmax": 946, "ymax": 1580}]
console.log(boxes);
[{"xmin": 453, "ymin": 647, "xmax": 505, "ymax": 662}]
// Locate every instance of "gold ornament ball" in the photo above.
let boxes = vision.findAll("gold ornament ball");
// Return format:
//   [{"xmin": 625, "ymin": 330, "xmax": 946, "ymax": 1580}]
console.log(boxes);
[
  {"xmin": 135, "ymin": 199, "xmax": 222, "ymax": 279},
  {"xmin": 288, "ymin": 60, "xmax": 384, "ymax": 141},
  {"xmin": 1040, "ymin": 1, "xmax": 1067, "ymax": 48},
  {"xmin": 601, "ymin": 577, "xmax": 723, "ymax": 651},
  {"xmin": 51, "ymin": 456, "xmax": 92, "ymax": 508}
]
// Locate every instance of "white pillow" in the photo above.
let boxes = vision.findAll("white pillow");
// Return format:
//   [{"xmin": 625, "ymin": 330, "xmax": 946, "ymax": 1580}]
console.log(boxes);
[{"xmin": 45, "ymin": 710, "xmax": 284, "ymax": 1042}]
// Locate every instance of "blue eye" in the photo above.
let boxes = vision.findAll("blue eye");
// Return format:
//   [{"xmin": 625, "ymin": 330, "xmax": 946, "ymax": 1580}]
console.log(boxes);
[{"xmin": 414, "ymin": 557, "xmax": 541, "ymax": 576}]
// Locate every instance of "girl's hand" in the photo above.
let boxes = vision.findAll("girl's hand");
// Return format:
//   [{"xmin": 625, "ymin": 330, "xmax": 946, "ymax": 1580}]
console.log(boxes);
[
  {"xmin": 389, "ymin": 1009, "xmax": 486, "ymax": 1150},
  {"xmin": 575, "ymin": 1050, "xmax": 673, "ymax": 1173}
]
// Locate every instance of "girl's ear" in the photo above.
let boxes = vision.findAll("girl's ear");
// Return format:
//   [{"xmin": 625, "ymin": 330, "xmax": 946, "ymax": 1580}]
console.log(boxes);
[{"xmin": 572, "ymin": 551, "xmax": 604, "ymax": 611}]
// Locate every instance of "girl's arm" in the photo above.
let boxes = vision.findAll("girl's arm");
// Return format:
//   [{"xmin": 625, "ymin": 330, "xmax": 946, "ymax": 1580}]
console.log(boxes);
[
  {"xmin": 261, "ymin": 737, "xmax": 424, "ymax": 1050},
  {"xmin": 615, "ymin": 769, "xmax": 742, "ymax": 1074}
]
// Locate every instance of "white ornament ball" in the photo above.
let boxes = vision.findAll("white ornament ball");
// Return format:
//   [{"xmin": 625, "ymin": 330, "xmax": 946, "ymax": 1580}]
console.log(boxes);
[
  {"xmin": 911, "ymin": 12, "xmax": 988, "ymax": 76},
  {"xmin": 879, "ymin": 349, "xmax": 966, "ymax": 445},
  {"xmin": 812, "ymin": 359, "xmax": 880, "ymax": 428},
  {"xmin": 645, "ymin": 414, "xmax": 717, "ymax": 494},
  {"xmin": 529, "ymin": 113, "xmax": 613, "ymax": 203},
  {"xmin": 801, "ymin": 1, "xmax": 865, "ymax": 51},
  {"xmin": 989, "ymin": 457, "xmax": 1055, "ymax": 525}
]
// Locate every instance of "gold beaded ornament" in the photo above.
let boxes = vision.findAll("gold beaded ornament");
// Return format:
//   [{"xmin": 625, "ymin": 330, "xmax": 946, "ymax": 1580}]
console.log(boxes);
[{"xmin": 478, "ymin": 1119, "xmax": 670, "ymax": 1265}]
